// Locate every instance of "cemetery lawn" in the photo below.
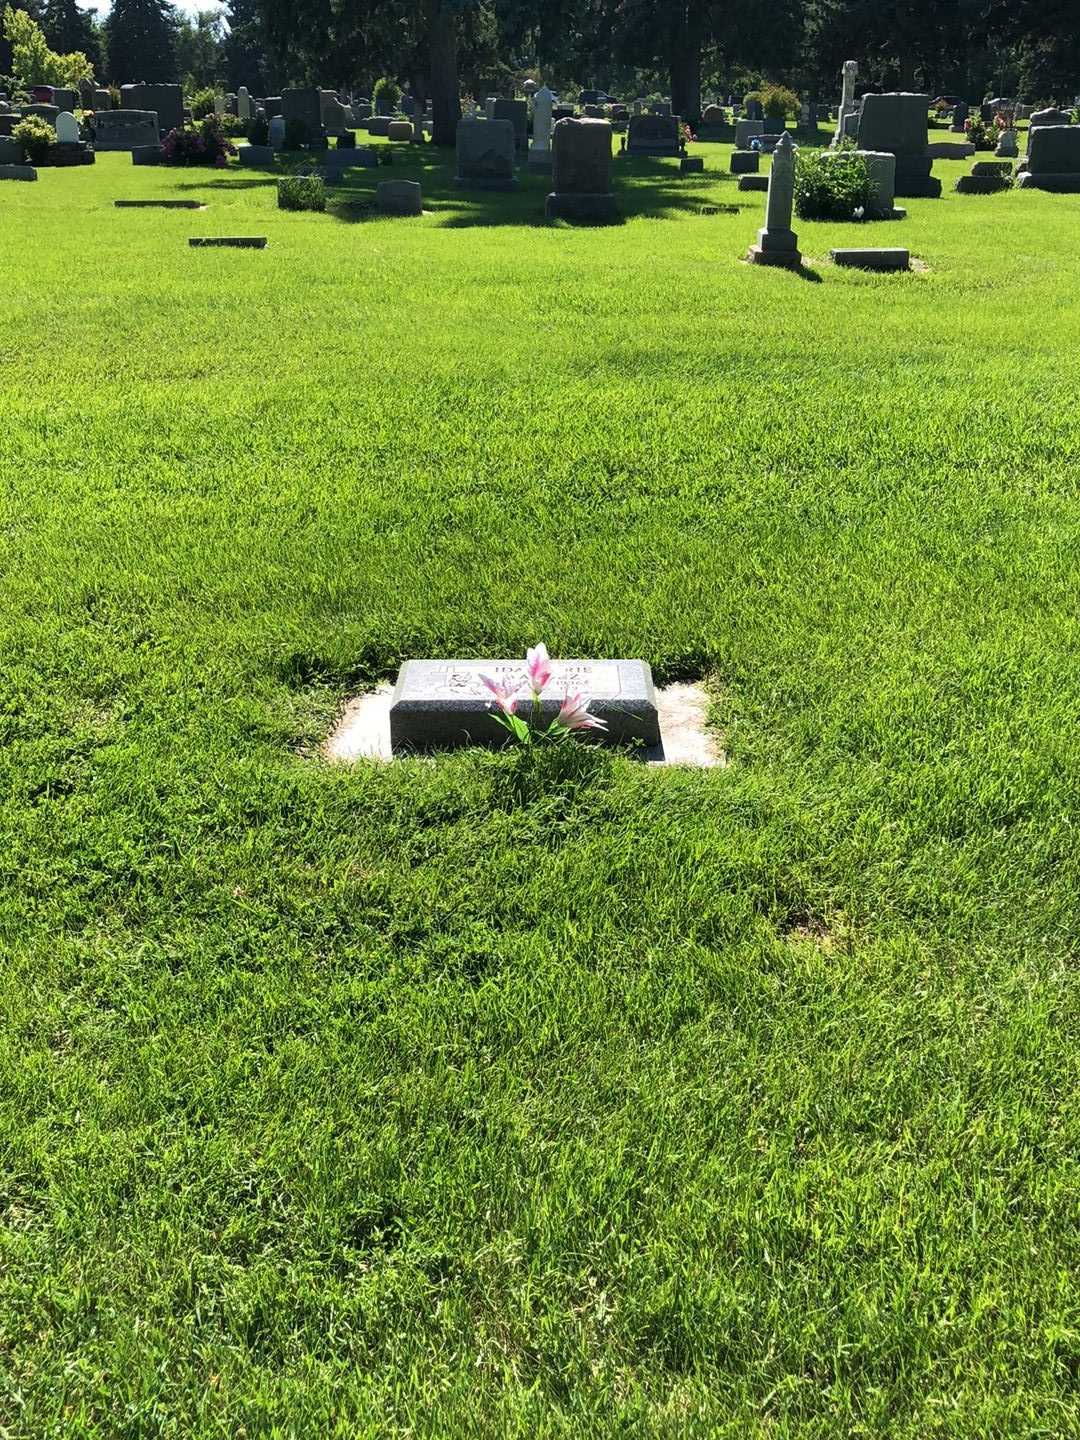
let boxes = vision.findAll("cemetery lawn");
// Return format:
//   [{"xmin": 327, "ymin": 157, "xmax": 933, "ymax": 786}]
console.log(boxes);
[{"xmin": 3, "ymin": 146, "xmax": 1080, "ymax": 1439}]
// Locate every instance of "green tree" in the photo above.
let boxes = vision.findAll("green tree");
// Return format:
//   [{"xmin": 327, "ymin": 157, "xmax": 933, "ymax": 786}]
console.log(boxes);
[
  {"xmin": 175, "ymin": 7, "xmax": 223, "ymax": 89},
  {"xmin": 40, "ymin": 0, "xmax": 100, "ymax": 73},
  {"xmin": 105, "ymin": 0, "xmax": 177, "ymax": 83},
  {"xmin": 2, "ymin": 1, "xmax": 92, "ymax": 85}
]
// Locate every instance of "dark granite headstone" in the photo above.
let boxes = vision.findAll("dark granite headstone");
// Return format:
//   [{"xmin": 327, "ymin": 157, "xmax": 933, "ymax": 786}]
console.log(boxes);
[
  {"xmin": 389, "ymin": 659, "xmax": 660, "ymax": 752},
  {"xmin": 625, "ymin": 113, "xmax": 680, "ymax": 156}
]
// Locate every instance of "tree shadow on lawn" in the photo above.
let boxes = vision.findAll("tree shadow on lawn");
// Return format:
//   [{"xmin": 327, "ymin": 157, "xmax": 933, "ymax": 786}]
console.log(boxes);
[
  {"xmin": 320, "ymin": 146, "xmax": 751, "ymax": 228},
  {"xmin": 172, "ymin": 177, "xmax": 278, "ymax": 191}
]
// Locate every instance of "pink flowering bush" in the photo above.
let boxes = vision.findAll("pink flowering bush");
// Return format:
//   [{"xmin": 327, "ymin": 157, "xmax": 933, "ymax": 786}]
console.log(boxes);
[
  {"xmin": 162, "ymin": 115, "xmax": 236, "ymax": 166},
  {"xmin": 482, "ymin": 644, "xmax": 608, "ymax": 748}
]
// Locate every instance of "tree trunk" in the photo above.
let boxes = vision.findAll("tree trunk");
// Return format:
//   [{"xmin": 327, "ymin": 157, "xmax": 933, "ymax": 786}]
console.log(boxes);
[
  {"xmin": 427, "ymin": 0, "xmax": 460, "ymax": 148},
  {"xmin": 669, "ymin": 5, "xmax": 702, "ymax": 127}
]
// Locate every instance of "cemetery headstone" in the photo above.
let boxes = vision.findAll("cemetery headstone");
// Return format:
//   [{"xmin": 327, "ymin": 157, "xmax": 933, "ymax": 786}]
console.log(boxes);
[
  {"xmin": 94, "ymin": 110, "xmax": 160, "ymax": 151},
  {"xmin": 951, "ymin": 101, "xmax": 969, "ymax": 132},
  {"xmin": 262, "ymin": 96, "xmax": 282, "ymax": 118},
  {"xmin": 388, "ymin": 120, "xmax": 413, "ymax": 141},
  {"xmin": 237, "ymin": 86, "xmax": 252, "ymax": 120},
  {"xmin": 454, "ymin": 117, "xmax": 517, "ymax": 189},
  {"xmin": 282, "ymin": 88, "xmax": 323, "ymax": 141},
  {"xmin": 996, "ymin": 128, "xmax": 1018, "ymax": 158},
  {"xmin": 745, "ymin": 98, "xmax": 763, "ymax": 121},
  {"xmin": 493, "ymin": 98, "xmax": 528, "ymax": 152},
  {"xmin": 747, "ymin": 131, "xmax": 801, "ymax": 268},
  {"xmin": 122, "ymin": 83, "xmax": 183, "ymax": 132},
  {"xmin": 93, "ymin": 88, "xmax": 112, "ymax": 111},
  {"xmin": 1017, "ymin": 126, "xmax": 1080, "ymax": 190},
  {"xmin": 831, "ymin": 247, "xmax": 909, "ymax": 270},
  {"xmin": 388, "ymin": 659, "xmax": 660, "ymax": 752},
  {"xmin": 51, "ymin": 87, "xmax": 78, "ymax": 112},
  {"xmin": 730, "ymin": 150, "xmax": 759, "ymax": 174},
  {"xmin": 529, "ymin": 85, "xmax": 554, "ymax": 168},
  {"xmin": 833, "ymin": 59, "xmax": 858, "ymax": 146},
  {"xmin": 625, "ymin": 113, "xmax": 681, "ymax": 156},
  {"xmin": 0, "ymin": 162, "xmax": 37, "ymax": 180},
  {"xmin": 857, "ymin": 92, "xmax": 941, "ymax": 196},
  {"xmin": 268, "ymin": 115, "xmax": 286, "ymax": 150},
  {"xmin": 735, "ymin": 118, "xmax": 764, "ymax": 148},
  {"xmin": 546, "ymin": 116, "xmax": 617, "ymax": 223},
  {"xmin": 55, "ymin": 111, "xmax": 79, "ymax": 144},
  {"xmin": 485, "ymin": 96, "xmax": 497, "ymax": 120},
  {"xmin": 377, "ymin": 179, "xmax": 422, "ymax": 216}
]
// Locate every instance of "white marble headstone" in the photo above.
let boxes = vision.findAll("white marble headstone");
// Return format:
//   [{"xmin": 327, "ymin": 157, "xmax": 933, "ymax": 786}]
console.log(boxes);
[{"xmin": 55, "ymin": 111, "xmax": 79, "ymax": 143}]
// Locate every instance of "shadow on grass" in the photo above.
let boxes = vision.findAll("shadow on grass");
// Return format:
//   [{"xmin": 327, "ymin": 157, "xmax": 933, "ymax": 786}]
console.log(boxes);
[
  {"xmin": 311, "ymin": 143, "xmax": 752, "ymax": 228},
  {"xmin": 173, "ymin": 177, "xmax": 278, "ymax": 191}
]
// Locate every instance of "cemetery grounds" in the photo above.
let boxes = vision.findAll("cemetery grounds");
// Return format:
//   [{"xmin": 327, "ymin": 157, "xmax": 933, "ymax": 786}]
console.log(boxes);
[{"xmin": 1, "ymin": 134, "xmax": 1080, "ymax": 1437}]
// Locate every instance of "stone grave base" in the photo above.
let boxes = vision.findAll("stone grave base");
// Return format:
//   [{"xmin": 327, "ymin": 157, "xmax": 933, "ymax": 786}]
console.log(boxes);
[
  {"xmin": 0, "ymin": 164, "xmax": 36, "ymax": 181},
  {"xmin": 738, "ymin": 174, "xmax": 768, "ymax": 191},
  {"xmin": 747, "ymin": 227, "xmax": 801, "ymax": 268},
  {"xmin": 189, "ymin": 236, "xmax": 267, "ymax": 248},
  {"xmin": 454, "ymin": 174, "xmax": 518, "ymax": 190},
  {"xmin": 47, "ymin": 141, "xmax": 93, "ymax": 166},
  {"xmin": 831, "ymin": 247, "xmax": 909, "ymax": 270},
  {"xmin": 131, "ymin": 146, "xmax": 164, "ymax": 165},
  {"xmin": 1016, "ymin": 172, "xmax": 1080, "ymax": 191},
  {"xmin": 326, "ymin": 678, "xmax": 724, "ymax": 768},
  {"xmin": 237, "ymin": 145, "xmax": 275, "ymax": 166},
  {"xmin": 955, "ymin": 174, "xmax": 1010, "ymax": 194},
  {"xmin": 893, "ymin": 176, "xmax": 942, "ymax": 197},
  {"xmin": 545, "ymin": 192, "xmax": 619, "ymax": 223}
]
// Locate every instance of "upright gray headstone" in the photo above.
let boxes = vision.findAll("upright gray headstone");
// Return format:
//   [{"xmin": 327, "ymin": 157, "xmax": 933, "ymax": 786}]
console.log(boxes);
[
  {"xmin": 546, "ymin": 117, "xmax": 617, "ymax": 222},
  {"xmin": 454, "ymin": 117, "xmax": 517, "ymax": 189},
  {"xmin": 857, "ymin": 92, "xmax": 940, "ymax": 196},
  {"xmin": 625, "ymin": 114, "xmax": 680, "ymax": 156},
  {"xmin": 1017, "ymin": 126, "xmax": 1080, "ymax": 190},
  {"xmin": 493, "ymin": 98, "xmax": 527, "ymax": 151},
  {"xmin": 530, "ymin": 84, "xmax": 554, "ymax": 166},
  {"xmin": 747, "ymin": 131, "xmax": 801, "ymax": 267},
  {"xmin": 93, "ymin": 109, "xmax": 160, "ymax": 151},
  {"xmin": 832, "ymin": 59, "xmax": 858, "ymax": 147}
]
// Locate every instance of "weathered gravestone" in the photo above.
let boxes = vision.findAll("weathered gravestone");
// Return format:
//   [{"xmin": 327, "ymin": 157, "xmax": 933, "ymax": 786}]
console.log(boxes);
[
  {"xmin": 493, "ymin": 98, "xmax": 528, "ymax": 151},
  {"xmin": 996, "ymin": 127, "xmax": 1018, "ymax": 157},
  {"xmin": 546, "ymin": 117, "xmax": 617, "ymax": 222},
  {"xmin": 121, "ymin": 84, "xmax": 183, "ymax": 132},
  {"xmin": 730, "ymin": 150, "xmax": 759, "ymax": 173},
  {"xmin": 51, "ymin": 87, "xmax": 78, "ymax": 112},
  {"xmin": 529, "ymin": 84, "xmax": 554, "ymax": 168},
  {"xmin": 454, "ymin": 117, "xmax": 517, "ymax": 189},
  {"xmin": 831, "ymin": 247, "xmax": 909, "ymax": 270},
  {"xmin": 23, "ymin": 104, "xmax": 59, "ymax": 124},
  {"xmin": 625, "ymin": 113, "xmax": 680, "ymax": 156},
  {"xmin": 821, "ymin": 148, "xmax": 900, "ymax": 217},
  {"xmin": 1017, "ymin": 126, "xmax": 1080, "ymax": 190},
  {"xmin": 55, "ymin": 111, "xmax": 79, "ymax": 143},
  {"xmin": 282, "ymin": 88, "xmax": 323, "ymax": 141},
  {"xmin": 92, "ymin": 88, "xmax": 111, "ymax": 111},
  {"xmin": 951, "ymin": 101, "xmax": 969, "ymax": 132},
  {"xmin": 388, "ymin": 659, "xmax": 660, "ymax": 752},
  {"xmin": 857, "ymin": 92, "xmax": 940, "ymax": 196},
  {"xmin": 745, "ymin": 99, "xmax": 763, "ymax": 121},
  {"xmin": 237, "ymin": 86, "xmax": 252, "ymax": 120},
  {"xmin": 832, "ymin": 59, "xmax": 858, "ymax": 147},
  {"xmin": 94, "ymin": 110, "xmax": 160, "ymax": 151},
  {"xmin": 735, "ymin": 118, "xmax": 763, "ymax": 149},
  {"xmin": 377, "ymin": 179, "xmax": 422, "ymax": 215},
  {"xmin": 268, "ymin": 115, "xmax": 285, "ymax": 150},
  {"xmin": 747, "ymin": 131, "xmax": 801, "ymax": 267}
]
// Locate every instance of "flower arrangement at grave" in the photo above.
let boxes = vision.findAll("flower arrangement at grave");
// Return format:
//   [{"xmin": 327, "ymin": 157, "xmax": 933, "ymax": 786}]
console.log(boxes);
[
  {"xmin": 964, "ymin": 115, "xmax": 996, "ymax": 150},
  {"xmin": 161, "ymin": 115, "xmax": 236, "ymax": 167},
  {"xmin": 482, "ymin": 645, "xmax": 608, "ymax": 748},
  {"xmin": 679, "ymin": 122, "xmax": 697, "ymax": 151}
]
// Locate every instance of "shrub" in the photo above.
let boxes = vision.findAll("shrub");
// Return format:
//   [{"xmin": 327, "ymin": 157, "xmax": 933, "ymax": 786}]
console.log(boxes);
[
  {"xmin": 794, "ymin": 149, "xmax": 871, "ymax": 221},
  {"xmin": 277, "ymin": 174, "xmax": 325, "ymax": 212},
  {"xmin": 762, "ymin": 84, "xmax": 799, "ymax": 120},
  {"xmin": 373, "ymin": 75, "xmax": 401, "ymax": 116},
  {"xmin": 161, "ymin": 115, "xmax": 235, "ymax": 167},
  {"xmin": 188, "ymin": 86, "xmax": 218, "ymax": 120},
  {"xmin": 13, "ymin": 114, "xmax": 55, "ymax": 164},
  {"xmin": 964, "ymin": 115, "xmax": 995, "ymax": 149},
  {"xmin": 216, "ymin": 112, "xmax": 247, "ymax": 137}
]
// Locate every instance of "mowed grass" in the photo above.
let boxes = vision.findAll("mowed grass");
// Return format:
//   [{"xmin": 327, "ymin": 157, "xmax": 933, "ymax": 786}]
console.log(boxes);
[{"xmin": 1, "ymin": 142, "xmax": 1080, "ymax": 1438}]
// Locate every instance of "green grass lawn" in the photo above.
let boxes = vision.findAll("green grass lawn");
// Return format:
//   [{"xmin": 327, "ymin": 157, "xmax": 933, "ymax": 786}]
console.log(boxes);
[{"xmin": 2, "ymin": 142, "xmax": 1080, "ymax": 1438}]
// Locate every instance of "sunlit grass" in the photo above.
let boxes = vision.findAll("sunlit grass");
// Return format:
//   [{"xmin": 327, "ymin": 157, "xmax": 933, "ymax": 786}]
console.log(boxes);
[{"xmin": 1, "ymin": 147, "xmax": 1079, "ymax": 1437}]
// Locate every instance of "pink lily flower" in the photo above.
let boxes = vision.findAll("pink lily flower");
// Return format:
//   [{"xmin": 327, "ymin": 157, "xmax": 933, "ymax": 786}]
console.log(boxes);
[
  {"xmin": 480, "ymin": 673, "xmax": 519, "ymax": 715},
  {"xmin": 526, "ymin": 643, "xmax": 553, "ymax": 695},
  {"xmin": 557, "ymin": 693, "xmax": 607, "ymax": 731}
]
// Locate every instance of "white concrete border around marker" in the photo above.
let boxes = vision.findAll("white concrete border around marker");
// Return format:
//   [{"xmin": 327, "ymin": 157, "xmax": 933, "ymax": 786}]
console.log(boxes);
[{"xmin": 324, "ymin": 681, "xmax": 724, "ymax": 767}]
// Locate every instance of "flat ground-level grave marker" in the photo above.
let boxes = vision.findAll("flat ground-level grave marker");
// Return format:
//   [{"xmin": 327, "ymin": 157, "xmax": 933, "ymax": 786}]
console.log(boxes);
[
  {"xmin": 326, "ymin": 672, "xmax": 723, "ymax": 766},
  {"xmin": 116, "ymin": 199, "xmax": 206, "ymax": 209},
  {"xmin": 831, "ymin": 247, "xmax": 909, "ymax": 271},
  {"xmin": 189, "ymin": 236, "xmax": 267, "ymax": 249},
  {"xmin": 389, "ymin": 659, "xmax": 660, "ymax": 753}
]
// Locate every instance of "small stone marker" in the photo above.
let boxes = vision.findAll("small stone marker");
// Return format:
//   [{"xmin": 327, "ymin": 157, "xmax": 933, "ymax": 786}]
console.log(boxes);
[
  {"xmin": 388, "ymin": 659, "xmax": 661, "ymax": 753},
  {"xmin": 387, "ymin": 119, "xmax": 413, "ymax": 141},
  {"xmin": 189, "ymin": 236, "xmax": 268, "ymax": 248},
  {"xmin": 955, "ymin": 174, "xmax": 1010, "ymax": 194},
  {"xmin": 831, "ymin": 247, "xmax": 909, "ymax": 270},
  {"xmin": 680, "ymin": 155, "xmax": 703, "ymax": 173},
  {"xmin": 738, "ymin": 174, "xmax": 768, "ymax": 191},
  {"xmin": 55, "ymin": 111, "xmax": 79, "ymax": 143},
  {"xmin": 116, "ymin": 199, "xmax": 205, "ymax": 208},
  {"xmin": 995, "ymin": 128, "xmax": 1018, "ymax": 158},
  {"xmin": 0, "ymin": 164, "xmax": 36, "ymax": 181},
  {"xmin": 747, "ymin": 131, "xmax": 801, "ymax": 268},
  {"xmin": 376, "ymin": 179, "xmax": 422, "ymax": 215},
  {"xmin": 730, "ymin": 150, "xmax": 759, "ymax": 174}
]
